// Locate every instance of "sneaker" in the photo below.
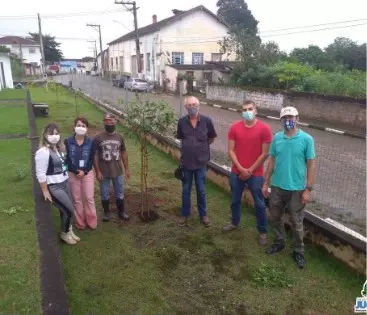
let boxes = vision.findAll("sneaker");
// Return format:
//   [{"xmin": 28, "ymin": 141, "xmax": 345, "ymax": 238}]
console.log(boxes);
[
  {"xmin": 258, "ymin": 233, "xmax": 268, "ymax": 246},
  {"xmin": 178, "ymin": 216, "xmax": 188, "ymax": 227},
  {"xmin": 200, "ymin": 216, "xmax": 211, "ymax": 227},
  {"xmin": 69, "ymin": 226, "xmax": 80, "ymax": 242},
  {"xmin": 265, "ymin": 243, "xmax": 285, "ymax": 255},
  {"xmin": 223, "ymin": 224, "xmax": 238, "ymax": 231},
  {"xmin": 292, "ymin": 252, "xmax": 306, "ymax": 269},
  {"xmin": 60, "ymin": 232, "xmax": 77, "ymax": 245}
]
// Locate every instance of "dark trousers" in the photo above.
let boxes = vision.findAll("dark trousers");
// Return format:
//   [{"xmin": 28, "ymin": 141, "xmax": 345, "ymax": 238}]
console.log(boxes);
[
  {"xmin": 48, "ymin": 180, "xmax": 74, "ymax": 233},
  {"xmin": 230, "ymin": 173, "xmax": 268, "ymax": 233},
  {"xmin": 270, "ymin": 186, "xmax": 306, "ymax": 254},
  {"xmin": 181, "ymin": 167, "xmax": 207, "ymax": 217}
]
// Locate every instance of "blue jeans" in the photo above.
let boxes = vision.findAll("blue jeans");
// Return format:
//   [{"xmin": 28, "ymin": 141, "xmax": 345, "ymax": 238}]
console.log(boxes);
[
  {"xmin": 100, "ymin": 175, "xmax": 124, "ymax": 201},
  {"xmin": 181, "ymin": 167, "xmax": 207, "ymax": 217},
  {"xmin": 230, "ymin": 173, "xmax": 268, "ymax": 233}
]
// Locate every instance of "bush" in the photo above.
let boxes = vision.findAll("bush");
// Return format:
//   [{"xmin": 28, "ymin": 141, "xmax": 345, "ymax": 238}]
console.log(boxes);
[{"xmin": 229, "ymin": 61, "xmax": 366, "ymax": 97}]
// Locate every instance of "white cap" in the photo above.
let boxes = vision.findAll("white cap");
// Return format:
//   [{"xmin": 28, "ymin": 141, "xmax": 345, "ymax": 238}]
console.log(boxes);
[{"xmin": 280, "ymin": 106, "xmax": 299, "ymax": 119}]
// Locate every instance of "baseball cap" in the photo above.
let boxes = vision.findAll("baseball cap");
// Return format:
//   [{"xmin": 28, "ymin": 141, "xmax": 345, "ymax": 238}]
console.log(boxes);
[{"xmin": 280, "ymin": 106, "xmax": 299, "ymax": 119}]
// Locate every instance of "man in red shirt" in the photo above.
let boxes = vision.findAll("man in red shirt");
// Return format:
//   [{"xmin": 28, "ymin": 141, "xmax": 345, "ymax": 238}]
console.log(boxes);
[{"xmin": 224, "ymin": 100, "xmax": 272, "ymax": 245}]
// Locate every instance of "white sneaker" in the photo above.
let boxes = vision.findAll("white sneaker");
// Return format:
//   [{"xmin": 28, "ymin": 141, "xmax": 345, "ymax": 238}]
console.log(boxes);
[
  {"xmin": 69, "ymin": 226, "xmax": 81, "ymax": 242},
  {"xmin": 60, "ymin": 232, "xmax": 77, "ymax": 245}
]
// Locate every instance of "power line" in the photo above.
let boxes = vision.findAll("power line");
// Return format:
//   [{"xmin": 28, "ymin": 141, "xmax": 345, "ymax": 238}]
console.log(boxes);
[
  {"xmin": 1, "ymin": 20, "xmax": 365, "ymax": 46},
  {"xmin": 261, "ymin": 22, "xmax": 367, "ymax": 37},
  {"xmin": 259, "ymin": 18, "xmax": 367, "ymax": 34},
  {"xmin": 0, "ymin": 8, "xmax": 126, "ymax": 20}
]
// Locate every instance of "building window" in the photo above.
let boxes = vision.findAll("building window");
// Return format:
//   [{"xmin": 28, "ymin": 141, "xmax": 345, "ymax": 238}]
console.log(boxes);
[
  {"xmin": 29, "ymin": 48, "xmax": 36, "ymax": 54},
  {"xmin": 172, "ymin": 52, "xmax": 184, "ymax": 65},
  {"xmin": 192, "ymin": 53, "xmax": 204, "ymax": 65},
  {"xmin": 110, "ymin": 57, "xmax": 113, "ymax": 69},
  {"xmin": 211, "ymin": 53, "xmax": 222, "ymax": 62},
  {"xmin": 146, "ymin": 53, "xmax": 151, "ymax": 72},
  {"xmin": 116, "ymin": 57, "xmax": 118, "ymax": 68}
]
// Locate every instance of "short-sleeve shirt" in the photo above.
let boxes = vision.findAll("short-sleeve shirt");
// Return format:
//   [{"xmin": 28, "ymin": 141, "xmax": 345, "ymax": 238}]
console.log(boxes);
[
  {"xmin": 228, "ymin": 120, "xmax": 272, "ymax": 176},
  {"xmin": 176, "ymin": 114, "xmax": 217, "ymax": 170},
  {"xmin": 93, "ymin": 131, "xmax": 126, "ymax": 178},
  {"xmin": 269, "ymin": 129, "xmax": 316, "ymax": 191}
]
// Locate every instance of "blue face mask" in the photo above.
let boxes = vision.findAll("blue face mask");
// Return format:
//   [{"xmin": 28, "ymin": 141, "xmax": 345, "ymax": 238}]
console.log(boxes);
[
  {"xmin": 188, "ymin": 107, "xmax": 198, "ymax": 117},
  {"xmin": 282, "ymin": 119, "xmax": 295, "ymax": 131},
  {"xmin": 242, "ymin": 111, "xmax": 254, "ymax": 121}
]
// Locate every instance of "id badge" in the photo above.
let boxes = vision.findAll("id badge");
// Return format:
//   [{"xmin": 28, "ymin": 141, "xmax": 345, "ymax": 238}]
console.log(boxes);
[{"xmin": 79, "ymin": 160, "xmax": 85, "ymax": 168}]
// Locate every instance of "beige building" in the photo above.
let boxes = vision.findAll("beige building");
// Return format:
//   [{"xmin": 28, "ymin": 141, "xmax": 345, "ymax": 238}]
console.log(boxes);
[{"xmin": 106, "ymin": 5, "xmax": 235, "ymax": 84}]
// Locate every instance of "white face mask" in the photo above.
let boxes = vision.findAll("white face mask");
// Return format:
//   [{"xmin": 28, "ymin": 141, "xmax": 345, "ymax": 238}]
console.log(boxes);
[
  {"xmin": 75, "ymin": 126, "xmax": 87, "ymax": 135},
  {"xmin": 47, "ymin": 134, "xmax": 60, "ymax": 144}
]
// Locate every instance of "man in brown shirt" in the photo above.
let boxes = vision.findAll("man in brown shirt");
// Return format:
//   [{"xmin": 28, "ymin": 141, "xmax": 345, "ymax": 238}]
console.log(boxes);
[{"xmin": 94, "ymin": 114, "xmax": 130, "ymax": 222}]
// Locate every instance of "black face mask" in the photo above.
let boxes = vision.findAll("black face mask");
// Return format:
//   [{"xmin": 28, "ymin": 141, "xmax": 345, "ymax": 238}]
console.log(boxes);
[{"xmin": 104, "ymin": 124, "xmax": 116, "ymax": 133}]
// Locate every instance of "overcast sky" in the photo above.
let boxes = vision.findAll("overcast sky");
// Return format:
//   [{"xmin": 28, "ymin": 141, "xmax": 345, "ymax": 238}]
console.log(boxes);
[{"xmin": 0, "ymin": 0, "xmax": 366, "ymax": 58}]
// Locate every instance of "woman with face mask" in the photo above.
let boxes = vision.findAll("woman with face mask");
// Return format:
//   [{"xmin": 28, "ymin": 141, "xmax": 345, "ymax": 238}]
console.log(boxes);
[
  {"xmin": 35, "ymin": 123, "xmax": 80, "ymax": 245},
  {"xmin": 64, "ymin": 116, "xmax": 97, "ymax": 230}
]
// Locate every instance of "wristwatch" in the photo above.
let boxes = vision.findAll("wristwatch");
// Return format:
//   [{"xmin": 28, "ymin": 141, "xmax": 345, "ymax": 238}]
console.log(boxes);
[{"xmin": 305, "ymin": 186, "xmax": 313, "ymax": 191}]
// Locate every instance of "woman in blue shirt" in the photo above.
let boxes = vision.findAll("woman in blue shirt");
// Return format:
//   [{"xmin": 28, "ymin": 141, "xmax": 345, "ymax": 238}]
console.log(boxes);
[{"xmin": 65, "ymin": 116, "xmax": 97, "ymax": 230}]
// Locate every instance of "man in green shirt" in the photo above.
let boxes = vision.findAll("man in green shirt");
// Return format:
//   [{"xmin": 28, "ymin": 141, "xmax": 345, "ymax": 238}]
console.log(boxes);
[{"xmin": 262, "ymin": 106, "xmax": 316, "ymax": 269}]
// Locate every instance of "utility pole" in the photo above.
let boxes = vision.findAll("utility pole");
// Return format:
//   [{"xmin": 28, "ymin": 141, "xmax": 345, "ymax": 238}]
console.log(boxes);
[
  {"xmin": 87, "ymin": 40, "xmax": 97, "ymax": 71},
  {"xmin": 115, "ymin": 1, "xmax": 141, "ymax": 74},
  {"xmin": 37, "ymin": 13, "xmax": 46, "ymax": 75},
  {"xmin": 87, "ymin": 24, "xmax": 104, "ymax": 78}
]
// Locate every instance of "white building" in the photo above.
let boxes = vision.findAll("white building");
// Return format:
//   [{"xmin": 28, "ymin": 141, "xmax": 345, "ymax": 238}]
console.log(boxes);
[
  {"xmin": 0, "ymin": 36, "xmax": 42, "ymax": 75},
  {"xmin": 0, "ymin": 53, "xmax": 13, "ymax": 90},
  {"xmin": 107, "ymin": 5, "xmax": 234, "ymax": 84}
]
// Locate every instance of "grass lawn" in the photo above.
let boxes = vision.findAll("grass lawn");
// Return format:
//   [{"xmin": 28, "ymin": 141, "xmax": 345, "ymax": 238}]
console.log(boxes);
[
  {"xmin": 0, "ymin": 89, "xmax": 28, "ymax": 135},
  {"xmin": 29, "ymin": 86, "xmax": 364, "ymax": 314},
  {"xmin": 0, "ymin": 89, "xmax": 41, "ymax": 313}
]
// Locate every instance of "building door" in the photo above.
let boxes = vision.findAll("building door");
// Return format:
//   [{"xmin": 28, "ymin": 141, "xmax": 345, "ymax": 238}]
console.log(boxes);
[
  {"xmin": 0, "ymin": 62, "xmax": 6, "ymax": 89},
  {"xmin": 131, "ymin": 55, "xmax": 137, "ymax": 76},
  {"xmin": 120, "ymin": 56, "xmax": 124, "ymax": 73},
  {"xmin": 186, "ymin": 71, "xmax": 194, "ymax": 92}
]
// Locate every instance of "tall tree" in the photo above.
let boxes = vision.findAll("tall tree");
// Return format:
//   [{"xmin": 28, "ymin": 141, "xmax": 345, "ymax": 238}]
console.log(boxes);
[
  {"xmin": 218, "ymin": 26, "xmax": 261, "ymax": 65},
  {"xmin": 28, "ymin": 33, "xmax": 63, "ymax": 62},
  {"xmin": 257, "ymin": 41, "xmax": 287, "ymax": 66},
  {"xmin": 289, "ymin": 45, "xmax": 336, "ymax": 71},
  {"xmin": 0, "ymin": 45, "xmax": 11, "ymax": 53},
  {"xmin": 325, "ymin": 37, "xmax": 366, "ymax": 71},
  {"xmin": 217, "ymin": 0, "xmax": 258, "ymax": 35},
  {"xmin": 81, "ymin": 56, "xmax": 94, "ymax": 62}
]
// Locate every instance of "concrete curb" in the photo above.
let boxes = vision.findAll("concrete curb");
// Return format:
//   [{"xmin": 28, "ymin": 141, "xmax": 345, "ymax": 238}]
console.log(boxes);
[{"xmin": 201, "ymin": 102, "xmax": 366, "ymax": 140}]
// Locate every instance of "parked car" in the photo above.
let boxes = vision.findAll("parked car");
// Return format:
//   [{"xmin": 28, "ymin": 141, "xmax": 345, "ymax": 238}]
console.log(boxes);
[
  {"xmin": 112, "ymin": 75, "xmax": 129, "ymax": 88},
  {"xmin": 124, "ymin": 78, "xmax": 149, "ymax": 92}
]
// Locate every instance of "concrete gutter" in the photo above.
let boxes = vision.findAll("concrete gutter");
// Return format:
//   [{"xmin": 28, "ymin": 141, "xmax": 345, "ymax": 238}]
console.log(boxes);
[{"xmin": 69, "ymin": 84, "xmax": 366, "ymax": 275}]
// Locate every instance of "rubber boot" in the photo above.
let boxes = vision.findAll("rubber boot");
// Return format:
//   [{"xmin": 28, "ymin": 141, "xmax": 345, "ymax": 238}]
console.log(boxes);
[
  {"xmin": 116, "ymin": 199, "xmax": 129, "ymax": 221},
  {"xmin": 102, "ymin": 200, "xmax": 111, "ymax": 222}
]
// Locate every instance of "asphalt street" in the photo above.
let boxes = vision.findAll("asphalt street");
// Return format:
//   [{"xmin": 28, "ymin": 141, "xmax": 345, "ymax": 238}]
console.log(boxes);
[{"xmin": 56, "ymin": 74, "xmax": 366, "ymax": 235}]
